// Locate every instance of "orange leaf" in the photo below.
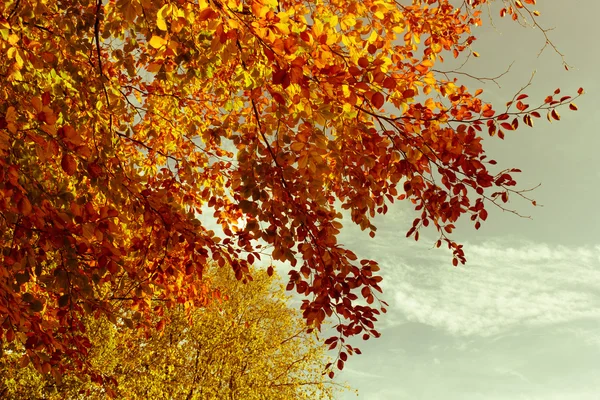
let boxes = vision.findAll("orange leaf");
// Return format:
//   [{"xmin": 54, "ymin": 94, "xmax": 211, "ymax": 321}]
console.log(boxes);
[
  {"xmin": 61, "ymin": 154, "xmax": 77, "ymax": 176},
  {"xmin": 18, "ymin": 197, "xmax": 32, "ymax": 216}
]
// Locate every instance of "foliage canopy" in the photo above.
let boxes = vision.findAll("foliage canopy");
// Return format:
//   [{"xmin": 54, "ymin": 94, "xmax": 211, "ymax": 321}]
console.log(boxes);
[
  {"xmin": 0, "ymin": 0, "xmax": 580, "ymax": 378},
  {"xmin": 1, "ymin": 267, "xmax": 342, "ymax": 398}
]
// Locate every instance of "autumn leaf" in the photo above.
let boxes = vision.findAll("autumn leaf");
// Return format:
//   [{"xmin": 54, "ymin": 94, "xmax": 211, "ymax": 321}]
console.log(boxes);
[
  {"xmin": 18, "ymin": 197, "xmax": 32, "ymax": 216},
  {"xmin": 156, "ymin": 5, "xmax": 168, "ymax": 31},
  {"xmin": 60, "ymin": 154, "xmax": 77, "ymax": 175},
  {"xmin": 148, "ymin": 35, "xmax": 167, "ymax": 49},
  {"xmin": 371, "ymin": 92, "xmax": 385, "ymax": 108}
]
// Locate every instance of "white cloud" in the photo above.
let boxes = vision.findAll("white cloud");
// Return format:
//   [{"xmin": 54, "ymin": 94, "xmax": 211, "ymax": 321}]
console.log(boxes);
[{"xmin": 378, "ymin": 239, "xmax": 600, "ymax": 337}]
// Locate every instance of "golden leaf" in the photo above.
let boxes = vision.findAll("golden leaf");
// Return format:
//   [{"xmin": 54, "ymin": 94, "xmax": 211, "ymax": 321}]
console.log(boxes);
[{"xmin": 149, "ymin": 35, "xmax": 167, "ymax": 48}]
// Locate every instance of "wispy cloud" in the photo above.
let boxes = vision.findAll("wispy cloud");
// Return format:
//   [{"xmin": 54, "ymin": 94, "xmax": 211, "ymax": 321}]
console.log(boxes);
[{"xmin": 375, "ymin": 238, "xmax": 600, "ymax": 337}]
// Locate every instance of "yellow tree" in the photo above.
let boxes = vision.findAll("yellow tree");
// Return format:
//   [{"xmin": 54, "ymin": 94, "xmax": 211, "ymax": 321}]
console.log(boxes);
[
  {"xmin": 0, "ymin": 267, "xmax": 345, "ymax": 399},
  {"xmin": 0, "ymin": 0, "xmax": 581, "ymax": 377}
]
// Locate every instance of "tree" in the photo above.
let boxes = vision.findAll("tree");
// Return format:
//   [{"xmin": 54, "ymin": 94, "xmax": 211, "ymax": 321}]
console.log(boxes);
[
  {"xmin": 0, "ymin": 266, "xmax": 344, "ymax": 399},
  {"xmin": 0, "ymin": 0, "xmax": 581, "ymax": 377}
]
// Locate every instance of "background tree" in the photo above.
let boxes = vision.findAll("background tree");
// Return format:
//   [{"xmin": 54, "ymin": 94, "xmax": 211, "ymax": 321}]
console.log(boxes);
[
  {"xmin": 0, "ymin": 266, "xmax": 345, "ymax": 399},
  {"xmin": 0, "ymin": 0, "xmax": 581, "ymax": 377}
]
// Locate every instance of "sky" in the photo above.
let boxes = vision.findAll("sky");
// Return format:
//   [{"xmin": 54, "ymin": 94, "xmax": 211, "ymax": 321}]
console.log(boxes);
[{"xmin": 333, "ymin": 0, "xmax": 600, "ymax": 399}]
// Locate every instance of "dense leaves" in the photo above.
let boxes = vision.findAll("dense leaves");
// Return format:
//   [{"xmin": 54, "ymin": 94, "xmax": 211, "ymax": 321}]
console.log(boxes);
[
  {"xmin": 0, "ymin": 267, "xmax": 343, "ymax": 399},
  {"xmin": 0, "ymin": 0, "xmax": 580, "ymax": 377}
]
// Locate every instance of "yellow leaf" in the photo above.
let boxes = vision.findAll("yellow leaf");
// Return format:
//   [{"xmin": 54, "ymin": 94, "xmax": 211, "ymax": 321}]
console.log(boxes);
[
  {"xmin": 149, "ymin": 35, "xmax": 167, "ymax": 49},
  {"xmin": 341, "ymin": 14, "xmax": 356, "ymax": 29},
  {"xmin": 157, "ymin": 17, "xmax": 167, "ymax": 31},
  {"xmin": 422, "ymin": 77, "xmax": 436, "ymax": 87},
  {"xmin": 8, "ymin": 33, "xmax": 19, "ymax": 46},
  {"xmin": 329, "ymin": 15, "xmax": 339, "ymax": 28},
  {"xmin": 367, "ymin": 30, "xmax": 378, "ymax": 43},
  {"xmin": 274, "ymin": 22, "xmax": 289, "ymax": 35},
  {"xmin": 157, "ymin": 3, "xmax": 170, "ymax": 18},
  {"xmin": 228, "ymin": 19, "xmax": 240, "ymax": 30},
  {"xmin": 14, "ymin": 49, "xmax": 24, "ymax": 69},
  {"xmin": 6, "ymin": 47, "xmax": 16, "ymax": 60},
  {"xmin": 313, "ymin": 19, "xmax": 324, "ymax": 37}
]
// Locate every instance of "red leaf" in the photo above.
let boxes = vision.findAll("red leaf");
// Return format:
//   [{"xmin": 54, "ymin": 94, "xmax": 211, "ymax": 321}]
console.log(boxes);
[
  {"xmin": 271, "ymin": 92, "xmax": 286, "ymax": 105},
  {"xmin": 403, "ymin": 89, "xmax": 415, "ymax": 98},
  {"xmin": 324, "ymin": 337, "xmax": 337, "ymax": 345},
  {"xmin": 382, "ymin": 77, "xmax": 396, "ymax": 89},
  {"xmin": 358, "ymin": 57, "xmax": 369, "ymax": 69},
  {"xmin": 371, "ymin": 92, "xmax": 385, "ymax": 108},
  {"xmin": 156, "ymin": 319, "xmax": 165, "ymax": 332},
  {"xmin": 516, "ymin": 101, "xmax": 527, "ymax": 111},
  {"xmin": 272, "ymin": 69, "xmax": 286, "ymax": 85},
  {"xmin": 42, "ymin": 92, "xmax": 51, "ymax": 106},
  {"xmin": 480, "ymin": 209, "xmax": 488, "ymax": 221},
  {"xmin": 61, "ymin": 154, "xmax": 77, "ymax": 176}
]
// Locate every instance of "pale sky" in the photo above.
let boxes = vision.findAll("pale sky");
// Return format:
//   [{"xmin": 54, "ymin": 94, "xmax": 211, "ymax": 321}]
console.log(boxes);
[{"xmin": 335, "ymin": 0, "xmax": 600, "ymax": 398}]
